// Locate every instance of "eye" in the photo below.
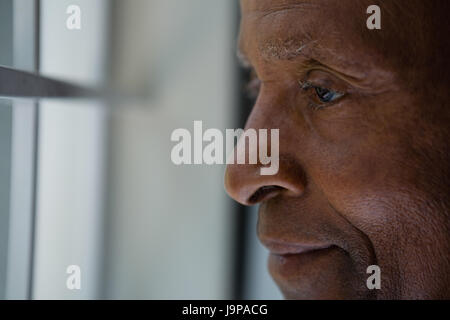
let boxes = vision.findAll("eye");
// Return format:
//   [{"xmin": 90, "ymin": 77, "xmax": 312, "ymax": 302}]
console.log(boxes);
[
  {"xmin": 314, "ymin": 86, "xmax": 343, "ymax": 103},
  {"xmin": 300, "ymin": 81, "xmax": 345, "ymax": 104}
]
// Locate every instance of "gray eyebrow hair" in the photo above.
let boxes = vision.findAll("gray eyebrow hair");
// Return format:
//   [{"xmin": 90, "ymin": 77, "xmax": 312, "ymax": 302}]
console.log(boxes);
[
  {"xmin": 259, "ymin": 37, "xmax": 316, "ymax": 61},
  {"xmin": 236, "ymin": 36, "xmax": 317, "ymax": 68}
]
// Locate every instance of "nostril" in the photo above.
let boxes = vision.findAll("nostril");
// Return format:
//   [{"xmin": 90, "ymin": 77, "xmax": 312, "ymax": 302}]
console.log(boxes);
[{"xmin": 248, "ymin": 185, "xmax": 284, "ymax": 205}]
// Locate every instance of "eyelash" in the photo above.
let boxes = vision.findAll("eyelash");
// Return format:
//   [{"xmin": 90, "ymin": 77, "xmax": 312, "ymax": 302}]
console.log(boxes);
[{"xmin": 243, "ymin": 77, "xmax": 345, "ymax": 111}]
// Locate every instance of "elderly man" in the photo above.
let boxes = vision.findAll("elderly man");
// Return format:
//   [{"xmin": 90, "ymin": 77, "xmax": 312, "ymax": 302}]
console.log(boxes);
[{"xmin": 225, "ymin": 0, "xmax": 450, "ymax": 299}]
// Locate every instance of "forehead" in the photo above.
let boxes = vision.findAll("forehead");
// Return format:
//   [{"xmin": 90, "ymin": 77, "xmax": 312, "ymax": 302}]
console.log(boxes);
[{"xmin": 239, "ymin": 0, "xmax": 398, "ymax": 77}]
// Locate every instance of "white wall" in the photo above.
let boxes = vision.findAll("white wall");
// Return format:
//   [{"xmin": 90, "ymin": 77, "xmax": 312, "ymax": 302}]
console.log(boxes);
[{"xmin": 103, "ymin": 0, "xmax": 236, "ymax": 299}]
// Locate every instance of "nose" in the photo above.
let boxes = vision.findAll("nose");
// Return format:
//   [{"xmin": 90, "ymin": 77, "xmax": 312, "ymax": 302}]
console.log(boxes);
[
  {"xmin": 225, "ymin": 84, "xmax": 307, "ymax": 206},
  {"xmin": 224, "ymin": 155, "xmax": 305, "ymax": 205}
]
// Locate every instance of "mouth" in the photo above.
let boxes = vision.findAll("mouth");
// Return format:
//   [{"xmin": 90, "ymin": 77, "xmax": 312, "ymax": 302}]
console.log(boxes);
[
  {"xmin": 268, "ymin": 245, "xmax": 338, "ymax": 273},
  {"xmin": 263, "ymin": 238, "xmax": 346, "ymax": 287},
  {"xmin": 263, "ymin": 240, "xmax": 334, "ymax": 256},
  {"xmin": 264, "ymin": 239, "xmax": 341, "ymax": 278},
  {"xmin": 267, "ymin": 242, "xmax": 338, "ymax": 277}
]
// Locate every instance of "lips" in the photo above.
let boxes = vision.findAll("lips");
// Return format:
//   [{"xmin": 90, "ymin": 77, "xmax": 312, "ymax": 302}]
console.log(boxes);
[
  {"xmin": 261, "ymin": 239, "xmax": 334, "ymax": 256},
  {"xmin": 268, "ymin": 245, "xmax": 339, "ymax": 277},
  {"xmin": 264, "ymin": 240, "xmax": 339, "ymax": 280}
]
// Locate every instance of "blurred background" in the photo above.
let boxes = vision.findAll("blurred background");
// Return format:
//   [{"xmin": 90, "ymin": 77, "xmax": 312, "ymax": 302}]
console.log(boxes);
[{"xmin": 0, "ymin": 0, "xmax": 282, "ymax": 299}]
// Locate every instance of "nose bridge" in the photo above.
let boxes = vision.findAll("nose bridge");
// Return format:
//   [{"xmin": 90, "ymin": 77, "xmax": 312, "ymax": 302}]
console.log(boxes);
[{"xmin": 244, "ymin": 85, "xmax": 286, "ymax": 132}]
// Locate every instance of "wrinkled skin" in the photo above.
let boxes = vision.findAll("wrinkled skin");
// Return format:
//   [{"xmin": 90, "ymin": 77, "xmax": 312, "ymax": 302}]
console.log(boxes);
[{"xmin": 225, "ymin": 0, "xmax": 450, "ymax": 299}]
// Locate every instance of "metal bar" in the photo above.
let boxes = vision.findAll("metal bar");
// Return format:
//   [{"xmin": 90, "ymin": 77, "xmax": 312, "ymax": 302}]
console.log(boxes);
[
  {"xmin": 28, "ymin": 0, "xmax": 40, "ymax": 301},
  {"xmin": 0, "ymin": 65, "xmax": 98, "ymax": 99}
]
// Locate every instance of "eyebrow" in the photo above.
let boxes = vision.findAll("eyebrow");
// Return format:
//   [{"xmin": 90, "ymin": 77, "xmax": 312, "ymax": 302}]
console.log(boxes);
[
  {"xmin": 260, "ymin": 37, "xmax": 316, "ymax": 61},
  {"xmin": 237, "ymin": 36, "xmax": 316, "ymax": 68},
  {"xmin": 237, "ymin": 35, "xmax": 370, "ymax": 84},
  {"xmin": 237, "ymin": 43, "xmax": 373, "ymax": 91}
]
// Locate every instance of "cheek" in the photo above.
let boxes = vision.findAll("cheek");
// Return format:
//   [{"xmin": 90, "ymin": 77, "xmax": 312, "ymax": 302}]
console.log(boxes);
[
  {"xmin": 300, "ymin": 92, "xmax": 418, "ymax": 212},
  {"xmin": 306, "ymin": 118, "xmax": 418, "ymax": 227},
  {"xmin": 298, "ymin": 93, "xmax": 450, "ymax": 295},
  {"xmin": 299, "ymin": 93, "xmax": 432, "ymax": 238}
]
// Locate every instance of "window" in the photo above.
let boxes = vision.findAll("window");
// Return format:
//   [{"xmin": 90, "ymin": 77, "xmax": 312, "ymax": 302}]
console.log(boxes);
[{"xmin": 1, "ymin": 0, "xmax": 107, "ymax": 299}]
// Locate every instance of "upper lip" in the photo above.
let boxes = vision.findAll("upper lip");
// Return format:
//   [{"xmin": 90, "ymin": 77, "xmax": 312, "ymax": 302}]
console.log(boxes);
[{"xmin": 260, "ymin": 238, "xmax": 334, "ymax": 256}]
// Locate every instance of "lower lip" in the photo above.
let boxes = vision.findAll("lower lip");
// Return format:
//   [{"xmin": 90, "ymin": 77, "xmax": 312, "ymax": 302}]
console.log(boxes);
[{"xmin": 268, "ymin": 246, "xmax": 338, "ymax": 280}]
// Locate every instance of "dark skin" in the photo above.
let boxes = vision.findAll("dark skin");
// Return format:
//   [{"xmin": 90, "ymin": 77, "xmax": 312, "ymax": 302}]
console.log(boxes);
[{"xmin": 225, "ymin": 0, "xmax": 450, "ymax": 299}]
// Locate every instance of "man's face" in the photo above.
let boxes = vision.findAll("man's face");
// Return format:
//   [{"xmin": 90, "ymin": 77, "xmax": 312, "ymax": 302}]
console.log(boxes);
[{"xmin": 225, "ymin": 0, "xmax": 450, "ymax": 299}]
